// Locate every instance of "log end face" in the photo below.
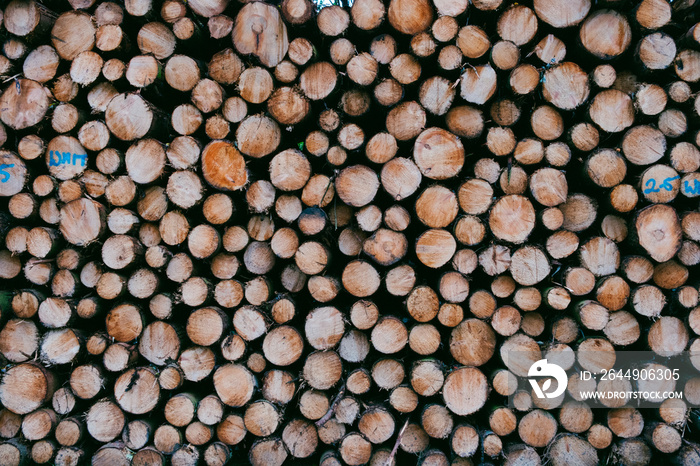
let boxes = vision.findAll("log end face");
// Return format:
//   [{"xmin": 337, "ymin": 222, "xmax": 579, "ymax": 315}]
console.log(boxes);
[
  {"xmin": 214, "ymin": 364, "xmax": 256, "ymax": 407},
  {"xmin": 580, "ymin": 10, "xmax": 632, "ymax": 59},
  {"xmin": 0, "ymin": 79, "xmax": 51, "ymax": 131},
  {"xmin": 51, "ymin": 12, "xmax": 96, "ymax": 61},
  {"xmin": 0, "ymin": 363, "xmax": 51, "ymax": 415},
  {"xmin": 335, "ymin": 165, "xmax": 379, "ymax": 207},
  {"xmin": 105, "ymin": 93, "xmax": 153, "ymax": 141},
  {"xmin": 443, "ymin": 367, "xmax": 489, "ymax": 415},
  {"xmin": 533, "ymin": 0, "xmax": 591, "ymax": 28},
  {"xmin": 362, "ymin": 228, "xmax": 408, "ymax": 266},
  {"xmin": 114, "ymin": 367, "xmax": 160, "ymax": 415},
  {"xmin": 413, "ymin": 127, "xmax": 465, "ymax": 180},
  {"xmin": 233, "ymin": 2, "xmax": 289, "ymax": 68},
  {"xmin": 202, "ymin": 140, "xmax": 248, "ymax": 191},
  {"xmin": 0, "ymin": 151, "xmax": 27, "ymax": 197},
  {"xmin": 59, "ymin": 198, "xmax": 106, "ymax": 246},
  {"xmin": 388, "ymin": 0, "xmax": 434, "ymax": 35},
  {"xmin": 4, "ymin": 0, "xmax": 41, "ymax": 37},
  {"xmin": 542, "ymin": 62, "xmax": 590, "ymax": 110},
  {"xmin": 636, "ymin": 204, "xmax": 682, "ymax": 263}
]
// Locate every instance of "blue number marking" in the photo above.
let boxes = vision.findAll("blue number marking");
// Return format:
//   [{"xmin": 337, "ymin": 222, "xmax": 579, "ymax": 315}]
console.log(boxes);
[
  {"xmin": 659, "ymin": 175, "xmax": 680, "ymax": 191},
  {"xmin": 684, "ymin": 179, "xmax": 700, "ymax": 195},
  {"xmin": 644, "ymin": 176, "xmax": 680, "ymax": 194},
  {"xmin": 49, "ymin": 150, "xmax": 88, "ymax": 167},
  {"xmin": 643, "ymin": 179, "xmax": 659, "ymax": 194},
  {"xmin": 0, "ymin": 164, "xmax": 14, "ymax": 183}
]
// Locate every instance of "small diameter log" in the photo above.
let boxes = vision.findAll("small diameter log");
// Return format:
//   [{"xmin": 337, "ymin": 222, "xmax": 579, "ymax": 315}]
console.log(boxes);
[
  {"xmin": 281, "ymin": 0, "xmax": 313, "ymax": 24},
  {"xmin": 636, "ymin": 204, "xmax": 682, "ymax": 263},
  {"xmin": 0, "ymin": 152, "xmax": 27, "ymax": 198}
]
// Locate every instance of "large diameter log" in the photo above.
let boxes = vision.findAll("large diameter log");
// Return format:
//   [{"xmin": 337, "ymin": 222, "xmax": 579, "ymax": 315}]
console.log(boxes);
[
  {"xmin": 232, "ymin": 2, "xmax": 288, "ymax": 68},
  {"xmin": 335, "ymin": 165, "xmax": 379, "ymax": 207},
  {"xmin": 114, "ymin": 367, "xmax": 160, "ymax": 415},
  {"xmin": 46, "ymin": 136, "xmax": 88, "ymax": 181},
  {"xmin": 0, "ymin": 363, "xmax": 55, "ymax": 415},
  {"xmin": 497, "ymin": 5, "xmax": 538, "ymax": 46},
  {"xmin": 213, "ymin": 364, "xmax": 256, "ymax": 407},
  {"xmin": 580, "ymin": 9, "xmax": 632, "ymax": 59},
  {"xmin": 51, "ymin": 12, "xmax": 95, "ymax": 60},
  {"xmin": 0, "ymin": 319, "xmax": 39, "ymax": 363},
  {"xmin": 105, "ymin": 93, "xmax": 154, "ymax": 141},
  {"xmin": 57, "ymin": 198, "xmax": 106, "ymax": 247},
  {"xmin": 317, "ymin": 6, "xmax": 350, "ymax": 37},
  {"xmin": 188, "ymin": 0, "xmax": 229, "ymax": 18},
  {"xmin": 0, "ymin": 79, "xmax": 51, "ymax": 130},
  {"xmin": 137, "ymin": 23, "xmax": 175, "ymax": 60},
  {"xmin": 511, "ymin": 246, "xmax": 550, "ymax": 285},
  {"xmin": 415, "ymin": 229, "xmax": 456, "ymax": 268},
  {"xmin": 235, "ymin": 115, "xmax": 280, "ymax": 158},
  {"xmin": 267, "ymin": 87, "xmax": 309, "ymax": 125},
  {"xmin": 363, "ymin": 229, "xmax": 407, "ymax": 265},
  {"xmin": 489, "ymin": 195, "xmax": 536, "ymax": 243},
  {"xmin": 86, "ymin": 400, "xmax": 124, "ymax": 443},
  {"xmin": 387, "ymin": 0, "xmax": 433, "ymax": 35},
  {"xmin": 548, "ymin": 435, "xmax": 598, "ymax": 466},
  {"xmin": 589, "ymin": 89, "xmax": 635, "ymax": 133},
  {"xmin": 622, "ymin": 125, "xmax": 666, "ymax": 166},
  {"xmin": 201, "ymin": 140, "xmax": 247, "ymax": 191},
  {"xmin": 300, "ymin": 62, "xmax": 337, "ymax": 101},
  {"xmin": 442, "ymin": 367, "xmax": 488, "ymax": 415},
  {"xmin": 4, "ymin": 0, "xmax": 53, "ymax": 37},
  {"xmin": 125, "ymin": 139, "xmax": 165, "ymax": 184},
  {"xmin": 250, "ymin": 438, "xmax": 287, "ymax": 466},
  {"xmin": 449, "ymin": 318, "xmax": 496, "ymax": 366},
  {"xmin": 534, "ymin": 0, "xmax": 590, "ymax": 28},
  {"xmin": 351, "ymin": 0, "xmax": 385, "ymax": 30},
  {"xmin": 269, "ymin": 149, "xmax": 310, "ymax": 191},
  {"xmin": 542, "ymin": 62, "xmax": 590, "ymax": 110},
  {"xmin": 460, "ymin": 65, "xmax": 497, "ymax": 105},
  {"xmin": 413, "ymin": 128, "xmax": 464, "ymax": 180},
  {"xmin": 281, "ymin": 0, "xmax": 313, "ymax": 24}
]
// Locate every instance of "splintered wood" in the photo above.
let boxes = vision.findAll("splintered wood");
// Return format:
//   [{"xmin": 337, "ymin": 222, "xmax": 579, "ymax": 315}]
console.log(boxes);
[{"xmin": 0, "ymin": 0, "xmax": 699, "ymax": 464}]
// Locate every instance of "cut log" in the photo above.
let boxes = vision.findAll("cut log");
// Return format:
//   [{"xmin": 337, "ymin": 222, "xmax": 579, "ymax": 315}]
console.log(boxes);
[
  {"xmin": 232, "ymin": 2, "xmax": 287, "ymax": 68},
  {"xmin": 387, "ymin": 0, "xmax": 432, "ymax": 35},
  {"xmin": 580, "ymin": 10, "xmax": 632, "ymax": 59}
]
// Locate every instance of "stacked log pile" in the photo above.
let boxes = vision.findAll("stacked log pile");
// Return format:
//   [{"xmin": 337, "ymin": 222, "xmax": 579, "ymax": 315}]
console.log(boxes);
[{"xmin": 0, "ymin": 0, "xmax": 699, "ymax": 464}]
